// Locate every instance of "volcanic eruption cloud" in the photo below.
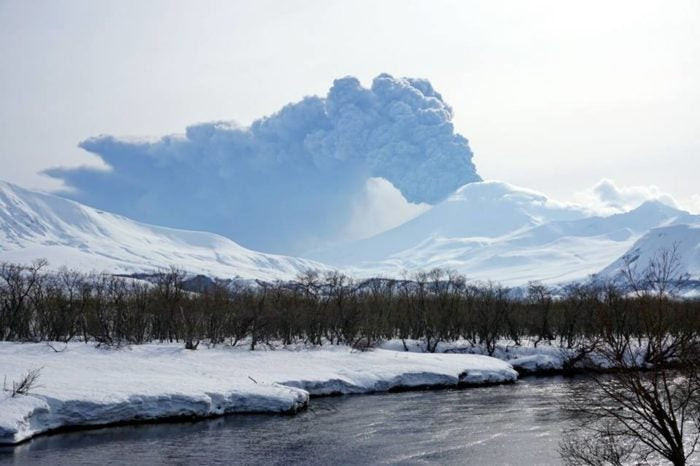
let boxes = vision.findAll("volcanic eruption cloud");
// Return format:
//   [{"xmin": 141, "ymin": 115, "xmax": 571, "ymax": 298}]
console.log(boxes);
[{"xmin": 47, "ymin": 74, "xmax": 480, "ymax": 254}]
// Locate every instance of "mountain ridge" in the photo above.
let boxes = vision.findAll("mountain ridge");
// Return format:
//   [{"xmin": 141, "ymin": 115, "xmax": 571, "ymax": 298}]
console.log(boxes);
[
  {"xmin": 307, "ymin": 182, "xmax": 699, "ymax": 285},
  {"xmin": 1, "ymin": 179, "xmax": 698, "ymax": 287},
  {"xmin": 0, "ymin": 180, "xmax": 324, "ymax": 281}
]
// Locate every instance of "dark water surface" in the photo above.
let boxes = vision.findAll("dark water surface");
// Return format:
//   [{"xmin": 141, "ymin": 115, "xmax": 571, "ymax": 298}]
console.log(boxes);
[{"xmin": 0, "ymin": 376, "xmax": 578, "ymax": 465}]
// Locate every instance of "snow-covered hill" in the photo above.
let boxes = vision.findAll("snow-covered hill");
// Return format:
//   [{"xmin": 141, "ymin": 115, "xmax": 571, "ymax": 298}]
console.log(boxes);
[
  {"xmin": 309, "ymin": 182, "xmax": 700, "ymax": 285},
  {"xmin": 309, "ymin": 181, "xmax": 590, "ymax": 266},
  {"xmin": 598, "ymin": 223, "xmax": 700, "ymax": 280},
  {"xmin": 0, "ymin": 181, "xmax": 324, "ymax": 280},
  {"xmin": 1, "ymin": 179, "xmax": 698, "ymax": 286}
]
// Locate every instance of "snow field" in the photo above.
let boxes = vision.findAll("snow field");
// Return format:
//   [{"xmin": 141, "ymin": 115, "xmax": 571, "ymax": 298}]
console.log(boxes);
[{"xmin": 0, "ymin": 342, "xmax": 517, "ymax": 445}]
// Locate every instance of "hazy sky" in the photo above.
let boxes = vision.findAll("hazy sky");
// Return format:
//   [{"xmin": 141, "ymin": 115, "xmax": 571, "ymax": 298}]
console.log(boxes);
[{"xmin": 1, "ymin": 0, "xmax": 699, "ymax": 210}]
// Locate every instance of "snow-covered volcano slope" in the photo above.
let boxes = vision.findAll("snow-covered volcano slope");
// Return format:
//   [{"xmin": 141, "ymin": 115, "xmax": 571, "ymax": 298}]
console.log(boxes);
[
  {"xmin": 309, "ymin": 182, "xmax": 700, "ymax": 285},
  {"xmin": 2, "ymin": 179, "xmax": 697, "ymax": 286},
  {"xmin": 599, "ymin": 223, "xmax": 700, "ymax": 280},
  {"xmin": 310, "ymin": 181, "xmax": 589, "ymax": 266},
  {"xmin": 0, "ymin": 181, "xmax": 324, "ymax": 280}
]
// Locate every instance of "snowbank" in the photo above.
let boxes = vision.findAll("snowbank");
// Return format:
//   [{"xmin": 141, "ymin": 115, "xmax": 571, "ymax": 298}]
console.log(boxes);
[
  {"xmin": 0, "ymin": 343, "xmax": 516, "ymax": 445},
  {"xmin": 508, "ymin": 354, "xmax": 564, "ymax": 374},
  {"xmin": 380, "ymin": 339, "xmax": 574, "ymax": 374},
  {"xmin": 379, "ymin": 338, "xmax": 663, "ymax": 374}
]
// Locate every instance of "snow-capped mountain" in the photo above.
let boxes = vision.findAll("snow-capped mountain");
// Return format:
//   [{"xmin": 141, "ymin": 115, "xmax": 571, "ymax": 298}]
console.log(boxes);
[
  {"xmin": 598, "ymin": 223, "xmax": 700, "ymax": 280},
  {"xmin": 309, "ymin": 181, "xmax": 590, "ymax": 266},
  {"xmin": 309, "ymin": 182, "xmax": 700, "ymax": 285},
  {"xmin": 1, "ymin": 179, "xmax": 698, "ymax": 286},
  {"xmin": 0, "ymin": 180, "xmax": 324, "ymax": 281}
]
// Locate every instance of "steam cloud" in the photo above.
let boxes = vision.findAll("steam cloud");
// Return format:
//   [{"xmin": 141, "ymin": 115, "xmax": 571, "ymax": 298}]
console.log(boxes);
[
  {"xmin": 575, "ymin": 179, "xmax": 681, "ymax": 214},
  {"xmin": 47, "ymin": 74, "xmax": 480, "ymax": 254}
]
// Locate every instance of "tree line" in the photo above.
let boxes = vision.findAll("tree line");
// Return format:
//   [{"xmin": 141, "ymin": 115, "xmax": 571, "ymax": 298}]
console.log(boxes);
[{"xmin": 1, "ymin": 256, "xmax": 698, "ymax": 360}]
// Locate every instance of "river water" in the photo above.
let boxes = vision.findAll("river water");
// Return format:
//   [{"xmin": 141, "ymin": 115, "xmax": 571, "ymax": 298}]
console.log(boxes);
[{"xmin": 0, "ymin": 376, "xmax": 579, "ymax": 465}]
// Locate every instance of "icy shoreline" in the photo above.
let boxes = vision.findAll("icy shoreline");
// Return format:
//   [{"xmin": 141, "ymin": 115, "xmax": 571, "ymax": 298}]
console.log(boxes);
[{"xmin": 0, "ymin": 342, "xmax": 517, "ymax": 445}]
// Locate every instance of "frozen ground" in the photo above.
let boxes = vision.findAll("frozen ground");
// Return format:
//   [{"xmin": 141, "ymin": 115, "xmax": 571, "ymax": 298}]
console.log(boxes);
[{"xmin": 0, "ymin": 342, "xmax": 517, "ymax": 445}]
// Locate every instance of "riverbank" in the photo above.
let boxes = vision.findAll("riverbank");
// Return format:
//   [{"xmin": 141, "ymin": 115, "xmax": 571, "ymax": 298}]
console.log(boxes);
[
  {"xmin": 1, "ymin": 377, "xmax": 574, "ymax": 466},
  {"xmin": 0, "ymin": 342, "xmax": 517, "ymax": 445},
  {"xmin": 380, "ymin": 339, "xmax": 621, "ymax": 375}
]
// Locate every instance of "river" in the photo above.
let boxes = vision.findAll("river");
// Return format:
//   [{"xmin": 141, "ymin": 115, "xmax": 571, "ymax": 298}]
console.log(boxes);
[{"xmin": 0, "ymin": 376, "xmax": 580, "ymax": 465}]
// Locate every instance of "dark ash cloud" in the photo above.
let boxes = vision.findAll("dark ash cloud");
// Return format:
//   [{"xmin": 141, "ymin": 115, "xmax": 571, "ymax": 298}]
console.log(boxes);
[{"xmin": 47, "ymin": 74, "xmax": 480, "ymax": 254}]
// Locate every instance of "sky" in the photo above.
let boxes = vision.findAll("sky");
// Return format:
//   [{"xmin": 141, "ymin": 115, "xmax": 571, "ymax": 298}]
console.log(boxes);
[{"xmin": 1, "ymin": 0, "xmax": 699, "ymax": 213}]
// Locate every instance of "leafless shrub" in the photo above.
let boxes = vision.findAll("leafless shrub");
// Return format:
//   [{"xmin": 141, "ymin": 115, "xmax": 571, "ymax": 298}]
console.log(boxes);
[
  {"xmin": 0, "ymin": 249, "xmax": 696, "ymax": 367},
  {"xmin": 3, "ymin": 367, "xmax": 42, "ymax": 397}
]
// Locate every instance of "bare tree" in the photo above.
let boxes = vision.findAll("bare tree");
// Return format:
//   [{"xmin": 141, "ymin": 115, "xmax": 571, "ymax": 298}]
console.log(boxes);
[
  {"xmin": 527, "ymin": 282, "xmax": 554, "ymax": 347},
  {"xmin": 621, "ymin": 242, "xmax": 690, "ymax": 299},
  {"xmin": 0, "ymin": 259, "xmax": 47, "ymax": 341},
  {"xmin": 473, "ymin": 283, "xmax": 508, "ymax": 356},
  {"xmin": 562, "ymin": 248, "xmax": 700, "ymax": 466},
  {"xmin": 562, "ymin": 361, "xmax": 700, "ymax": 465}
]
